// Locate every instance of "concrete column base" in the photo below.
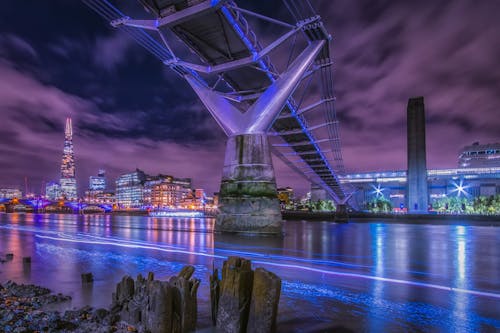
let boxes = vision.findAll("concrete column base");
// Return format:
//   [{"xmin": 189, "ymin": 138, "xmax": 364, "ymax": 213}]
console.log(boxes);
[
  {"xmin": 334, "ymin": 204, "xmax": 349, "ymax": 223},
  {"xmin": 216, "ymin": 134, "xmax": 282, "ymax": 235}
]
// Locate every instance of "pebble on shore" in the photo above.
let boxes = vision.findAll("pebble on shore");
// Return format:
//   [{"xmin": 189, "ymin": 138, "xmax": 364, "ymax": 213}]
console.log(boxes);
[{"xmin": 0, "ymin": 281, "xmax": 137, "ymax": 333}]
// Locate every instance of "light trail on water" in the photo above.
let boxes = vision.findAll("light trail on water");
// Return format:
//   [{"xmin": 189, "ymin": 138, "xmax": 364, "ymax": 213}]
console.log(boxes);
[
  {"xmin": 35, "ymin": 234, "xmax": 226, "ymax": 260},
  {"xmin": 34, "ymin": 233, "xmax": 500, "ymax": 301}
]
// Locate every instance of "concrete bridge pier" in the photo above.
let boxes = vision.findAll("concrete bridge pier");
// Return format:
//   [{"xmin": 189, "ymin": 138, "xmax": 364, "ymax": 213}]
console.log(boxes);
[
  {"xmin": 187, "ymin": 40, "xmax": 325, "ymax": 235},
  {"xmin": 217, "ymin": 134, "xmax": 282, "ymax": 234}
]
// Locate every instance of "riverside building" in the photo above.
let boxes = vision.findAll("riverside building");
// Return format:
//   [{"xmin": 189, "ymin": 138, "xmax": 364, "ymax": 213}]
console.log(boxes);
[
  {"xmin": 143, "ymin": 175, "xmax": 183, "ymax": 209},
  {"xmin": 459, "ymin": 142, "xmax": 500, "ymax": 168},
  {"xmin": 0, "ymin": 188, "xmax": 22, "ymax": 199},
  {"xmin": 342, "ymin": 167, "xmax": 500, "ymax": 210},
  {"xmin": 115, "ymin": 170, "xmax": 195, "ymax": 210},
  {"xmin": 89, "ymin": 169, "xmax": 107, "ymax": 191},
  {"xmin": 45, "ymin": 182, "xmax": 61, "ymax": 200},
  {"xmin": 342, "ymin": 98, "xmax": 500, "ymax": 211},
  {"xmin": 115, "ymin": 169, "xmax": 147, "ymax": 208},
  {"xmin": 85, "ymin": 169, "xmax": 114, "ymax": 204}
]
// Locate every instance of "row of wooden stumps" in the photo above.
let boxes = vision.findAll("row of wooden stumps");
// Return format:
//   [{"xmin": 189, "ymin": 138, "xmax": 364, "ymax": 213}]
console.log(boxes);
[
  {"xmin": 211, "ymin": 256, "xmax": 281, "ymax": 333},
  {"xmin": 111, "ymin": 266, "xmax": 199, "ymax": 333},
  {"xmin": 108, "ymin": 256, "xmax": 281, "ymax": 333}
]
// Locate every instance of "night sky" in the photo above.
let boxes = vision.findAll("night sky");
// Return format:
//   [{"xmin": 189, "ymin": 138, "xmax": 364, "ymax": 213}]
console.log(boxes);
[{"xmin": 0, "ymin": 0, "xmax": 499, "ymax": 196}]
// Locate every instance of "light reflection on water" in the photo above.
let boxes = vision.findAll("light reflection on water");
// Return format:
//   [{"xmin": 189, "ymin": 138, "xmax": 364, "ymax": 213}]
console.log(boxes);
[{"xmin": 0, "ymin": 213, "xmax": 499, "ymax": 332}]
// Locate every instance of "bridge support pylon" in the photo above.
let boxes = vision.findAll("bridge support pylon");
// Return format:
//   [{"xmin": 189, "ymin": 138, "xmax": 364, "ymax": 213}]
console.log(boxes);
[
  {"xmin": 217, "ymin": 133, "xmax": 281, "ymax": 234},
  {"xmin": 186, "ymin": 40, "xmax": 325, "ymax": 235}
]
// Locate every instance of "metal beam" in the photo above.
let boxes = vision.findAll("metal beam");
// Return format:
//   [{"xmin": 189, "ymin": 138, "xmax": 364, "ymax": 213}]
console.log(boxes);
[
  {"xmin": 111, "ymin": 0, "xmax": 225, "ymax": 29},
  {"xmin": 284, "ymin": 149, "xmax": 332, "ymax": 156},
  {"xmin": 244, "ymin": 40, "xmax": 325, "ymax": 133},
  {"xmin": 227, "ymin": 5, "xmax": 297, "ymax": 29},
  {"xmin": 277, "ymin": 97, "xmax": 335, "ymax": 119},
  {"xmin": 290, "ymin": 157, "xmax": 326, "ymax": 163},
  {"xmin": 298, "ymin": 98, "xmax": 335, "ymax": 115},
  {"xmin": 184, "ymin": 75, "xmax": 242, "ymax": 135},
  {"xmin": 301, "ymin": 61, "xmax": 334, "ymax": 80},
  {"xmin": 164, "ymin": 24, "xmax": 304, "ymax": 74},
  {"xmin": 272, "ymin": 137, "xmax": 336, "ymax": 147},
  {"xmin": 271, "ymin": 120, "xmax": 338, "ymax": 136}
]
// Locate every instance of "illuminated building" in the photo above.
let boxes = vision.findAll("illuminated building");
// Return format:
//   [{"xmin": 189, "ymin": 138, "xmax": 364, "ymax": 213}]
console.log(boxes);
[
  {"xmin": 151, "ymin": 182, "xmax": 182, "ymax": 208},
  {"xmin": 89, "ymin": 169, "xmax": 106, "ymax": 191},
  {"xmin": 115, "ymin": 170, "xmax": 195, "ymax": 209},
  {"xmin": 0, "ymin": 188, "xmax": 22, "ymax": 199},
  {"xmin": 459, "ymin": 142, "xmax": 500, "ymax": 168},
  {"xmin": 115, "ymin": 169, "xmax": 146, "ymax": 208},
  {"xmin": 143, "ymin": 175, "xmax": 168, "ymax": 206},
  {"xmin": 144, "ymin": 175, "xmax": 183, "ymax": 209},
  {"xmin": 173, "ymin": 178, "xmax": 192, "ymax": 201},
  {"xmin": 341, "ymin": 167, "xmax": 500, "ymax": 210},
  {"xmin": 85, "ymin": 169, "xmax": 114, "ymax": 204},
  {"xmin": 45, "ymin": 182, "xmax": 61, "ymax": 200},
  {"xmin": 179, "ymin": 189, "xmax": 196, "ymax": 209},
  {"xmin": 59, "ymin": 118, "xmax": 77, "ymax": 200},
  {"xmin": 85, "ymin": 169, "xmax": 110, "ymax": 204},
  {"xmin": 85, "ymin": 191, "xmax": 115, "ymax": 205},
  {"xmin": 195, "ymin": 188, "xmax": 205, "ymax": 204},
  {"xmin": 195, "ymin": 189, "xmax": 205, "ymax": 200}
]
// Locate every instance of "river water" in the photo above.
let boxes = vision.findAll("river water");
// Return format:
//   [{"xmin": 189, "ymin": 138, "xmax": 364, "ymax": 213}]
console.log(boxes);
[{"xmin": 0, "ymin": 213, "xmax": 499, "ymax": 332}]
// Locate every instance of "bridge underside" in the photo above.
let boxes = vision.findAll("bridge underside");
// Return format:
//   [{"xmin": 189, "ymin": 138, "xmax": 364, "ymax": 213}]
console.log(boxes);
[{"xmin": 83, "ymin": 0, "xmax": 353, "ymax": 233}]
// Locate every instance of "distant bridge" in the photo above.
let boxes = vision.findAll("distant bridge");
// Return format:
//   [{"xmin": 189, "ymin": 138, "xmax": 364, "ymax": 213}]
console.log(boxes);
[{"xmin": 0, "ymin": 198, "xmax": 112, "ymax": 213}]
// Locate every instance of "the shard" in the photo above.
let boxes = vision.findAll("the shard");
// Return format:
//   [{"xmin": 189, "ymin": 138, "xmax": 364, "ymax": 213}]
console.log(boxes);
[{"xmin": 60, "ymin": 117, "xmax": 77, "ymax": 200}]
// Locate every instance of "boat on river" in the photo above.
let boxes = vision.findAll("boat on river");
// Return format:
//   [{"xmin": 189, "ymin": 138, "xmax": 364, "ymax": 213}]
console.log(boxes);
[{"xmin": 148, "ymin": 209, "xmax": 205, "ymax": 218}]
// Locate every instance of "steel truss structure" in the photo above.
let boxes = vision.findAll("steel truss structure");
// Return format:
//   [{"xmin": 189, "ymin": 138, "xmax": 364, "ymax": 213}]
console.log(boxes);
[{"xmin": 83, "ymin": 0, "xmax": 352, "ymax": 203}]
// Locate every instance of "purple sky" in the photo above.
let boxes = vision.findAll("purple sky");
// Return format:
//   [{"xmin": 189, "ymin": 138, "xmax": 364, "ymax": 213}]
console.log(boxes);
[{"xmin": 0, "ymin": 0, "xmax": 498, "ymax": 196}]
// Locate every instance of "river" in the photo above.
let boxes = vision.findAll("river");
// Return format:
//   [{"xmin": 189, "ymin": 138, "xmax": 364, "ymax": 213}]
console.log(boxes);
[{"xmin": 1, "ymin": 213, "xmax": 499, "ymax": 332}]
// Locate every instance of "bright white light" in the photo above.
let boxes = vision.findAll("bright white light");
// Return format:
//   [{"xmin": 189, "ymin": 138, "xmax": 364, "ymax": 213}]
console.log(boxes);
[
  {"xmin": 450, "ymin": 179, "xmax": 469, "ymax": 197},
  {"xmin": 371, "ymin": 184, "xmax": 385, "ymax": 198}
]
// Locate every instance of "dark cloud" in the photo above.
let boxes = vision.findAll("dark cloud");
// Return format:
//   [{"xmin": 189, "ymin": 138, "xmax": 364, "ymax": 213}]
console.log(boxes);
[
  {"xmin": 93, "ymin": 31, "xmax": 136, "ymax": 70},
  {"xmin": 0, "ymin": 0, "xmax": 498, "ymax": 197},
  {"xmin": 0, "ymin": 34, "xmax": 38, "ymax": 60}
]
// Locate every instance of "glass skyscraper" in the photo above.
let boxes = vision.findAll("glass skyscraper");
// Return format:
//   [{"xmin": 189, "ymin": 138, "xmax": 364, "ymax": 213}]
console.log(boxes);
[
  {"xmin": 59, "ymin": 118, "xmax": 77, "ymax": 200},
  {"xmin": 89, "ymin": 169, "xmax": 107, "ymax": 191},
  {"xmin": 115, "ymin": 169, "xmax": 146, "ymax": 208},
  {"xmin": 45, "ymin": 182, "xmax": 61, "ymax": 200}
]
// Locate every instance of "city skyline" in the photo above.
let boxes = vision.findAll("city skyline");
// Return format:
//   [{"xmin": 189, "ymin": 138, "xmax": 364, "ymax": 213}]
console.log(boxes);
[{"xmin": 0, "ymin": 1, "xmax": 499, "ymax": 196}]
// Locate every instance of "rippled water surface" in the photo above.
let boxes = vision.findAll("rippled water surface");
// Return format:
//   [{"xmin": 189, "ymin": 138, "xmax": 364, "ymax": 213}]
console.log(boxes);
[{"xmin": 1, "ymin": 213, "xmax": 499, "ymax": 332}]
